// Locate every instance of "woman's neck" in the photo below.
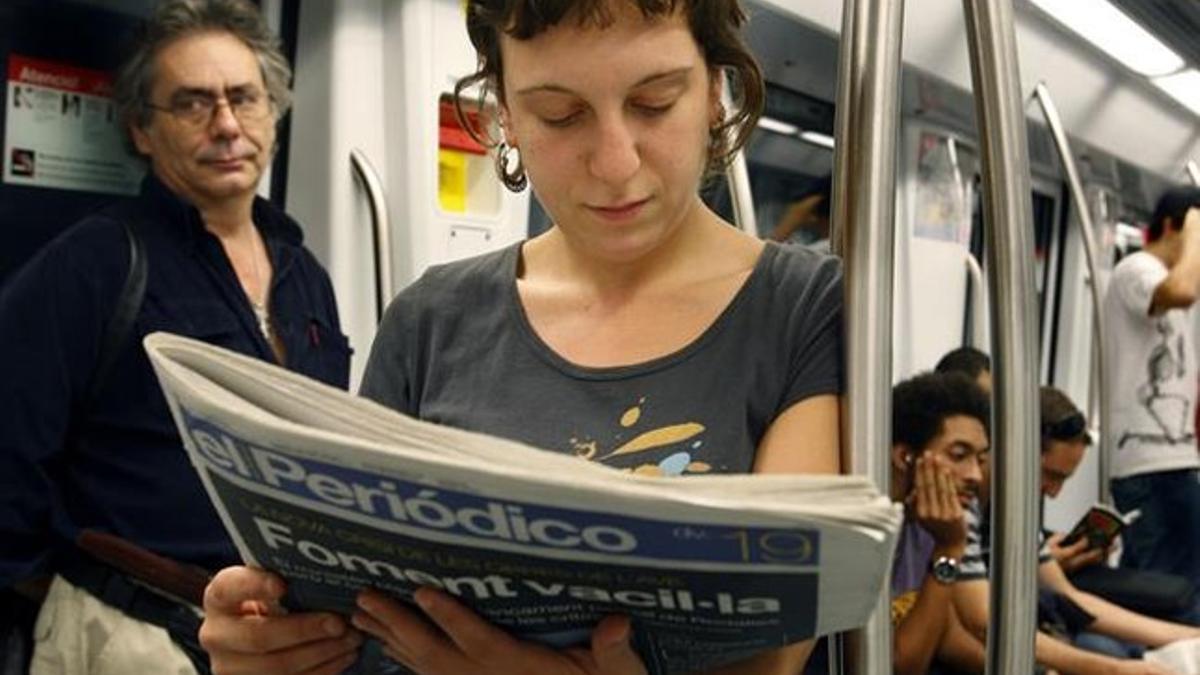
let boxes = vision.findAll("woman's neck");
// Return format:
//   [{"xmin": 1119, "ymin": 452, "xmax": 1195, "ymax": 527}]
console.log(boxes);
[{"xmin": 526, "ymin": 200, "xmax": 735, "ymax": 299}]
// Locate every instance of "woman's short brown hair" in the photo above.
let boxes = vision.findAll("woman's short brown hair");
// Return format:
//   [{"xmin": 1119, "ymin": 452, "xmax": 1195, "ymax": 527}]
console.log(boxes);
[{"xmin": 453, "ymin": 0, "xmax": 765, "ymax": 177}]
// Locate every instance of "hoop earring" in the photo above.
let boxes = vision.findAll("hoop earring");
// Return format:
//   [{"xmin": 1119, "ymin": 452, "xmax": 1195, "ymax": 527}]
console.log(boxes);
[{"xmin": 495, "ymin": 142, "xmax": 528, "ymax": 192}]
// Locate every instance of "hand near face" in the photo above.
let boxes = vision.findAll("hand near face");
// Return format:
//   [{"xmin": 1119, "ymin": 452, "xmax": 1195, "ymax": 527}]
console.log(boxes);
[
  {"xmin": 353, "ymin": 587, "xmax": 648, "ymax": 675},
  {"xmin": 1045, "ymin": 531, "xmax": 1106, "ymax": 574},
  {"xmin": 198, "ymin": 566, "xmax": 364, "ymax": 675},
  {"xmin": 910, "ymin": 455, "xmax": 967, "ymax": 553}
]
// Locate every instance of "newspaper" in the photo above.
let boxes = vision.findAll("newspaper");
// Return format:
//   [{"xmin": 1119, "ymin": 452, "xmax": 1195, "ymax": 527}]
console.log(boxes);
[{"xmin": 145, "ymin": 332, "xmax": 902, "ymax": 674}]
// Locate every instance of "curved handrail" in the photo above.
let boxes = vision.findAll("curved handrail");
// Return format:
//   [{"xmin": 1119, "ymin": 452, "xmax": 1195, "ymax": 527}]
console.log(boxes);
[
  {"xmin": 1031, "ymin": 83, "xmax": 1112, "ymax": 504},
  {"xmin": 964, "ymin": 253, "xmax": 988, "ymax": 348},
  {"xmin": 349, "ymin": 148, "xmax": 393, "ymax": 323},
  {"xmin": 830, "ymin": 0, "xmax": 905, "ymax": 672},
  {"xmin": 962, "ymin": 1, "xmax": 1041, "ymax": 673}
]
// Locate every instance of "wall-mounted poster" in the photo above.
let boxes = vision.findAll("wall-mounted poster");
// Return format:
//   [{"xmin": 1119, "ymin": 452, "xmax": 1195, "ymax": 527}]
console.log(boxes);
[{"xmin": 4, "ymin": 54, "xmax": 143, "ymax": 195}]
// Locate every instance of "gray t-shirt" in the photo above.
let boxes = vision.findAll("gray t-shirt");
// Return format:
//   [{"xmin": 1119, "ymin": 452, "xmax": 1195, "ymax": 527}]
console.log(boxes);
[{"xmin": 360, "ymin": 241, "xmax": 843, "ymax": 475}]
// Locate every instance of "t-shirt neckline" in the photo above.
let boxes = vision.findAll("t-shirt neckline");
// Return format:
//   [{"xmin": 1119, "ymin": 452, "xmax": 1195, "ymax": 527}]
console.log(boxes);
[{"xmin": 503, "ymin": 241, "xmax": 780, "ymax": 381}]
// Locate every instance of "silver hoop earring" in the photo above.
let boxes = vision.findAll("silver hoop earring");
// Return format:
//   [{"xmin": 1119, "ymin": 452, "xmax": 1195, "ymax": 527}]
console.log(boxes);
[{"xmin": 495, "ymin": 142, "xmax": 528, "ymax": 192}]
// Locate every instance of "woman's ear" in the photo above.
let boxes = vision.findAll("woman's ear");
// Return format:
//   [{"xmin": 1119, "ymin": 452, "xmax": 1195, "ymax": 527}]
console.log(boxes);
[
  {"xmin": 891, "ymin": 445, "xmax": 914, "ymax": 471},
  {"xmin": 708, "ymin": 68, "xmax": 725, "ymax": 128},
  {"xmin": 497, "ymin": 104, "xmax": 518, "ymax": 148}
]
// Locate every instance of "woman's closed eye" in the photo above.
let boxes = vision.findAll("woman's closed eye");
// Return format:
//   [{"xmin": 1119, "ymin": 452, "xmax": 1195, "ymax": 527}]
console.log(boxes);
[
  {"xmin": 631, "ymin": 99, "xmax": 676, "ymax": 117},
  {"xmin": 540, "ymin": 110, "xmax": 583, "ymax": 128}
]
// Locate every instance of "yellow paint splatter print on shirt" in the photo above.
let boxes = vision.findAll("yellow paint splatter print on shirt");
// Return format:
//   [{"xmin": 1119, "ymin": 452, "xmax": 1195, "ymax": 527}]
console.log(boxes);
[{"xmin": 569, "ymin": 397, "xmax": 713, "ymax": 476}]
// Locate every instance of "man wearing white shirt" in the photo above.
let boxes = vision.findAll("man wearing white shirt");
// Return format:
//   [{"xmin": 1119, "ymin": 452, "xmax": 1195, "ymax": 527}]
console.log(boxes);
[{"xmin": 1104, "ymin": 186, "xmax": 1200, "ymax": 589}]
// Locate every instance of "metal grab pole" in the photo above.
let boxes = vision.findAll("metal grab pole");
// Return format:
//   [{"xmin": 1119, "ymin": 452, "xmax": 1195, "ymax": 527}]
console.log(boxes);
[
  {"xmin": 1188, "ymin": 160, "xmax": 1200, "ymax": 186},
  {"xmin": 961, "ymin": 2, "xmax": 1040, "ymax": 674},
  {"xmin": 830, "ymin": 0, "xmax": 905, "ymax": 673},
  {"xmin": 725, "ymin": 151, "xmax": 758, "ymax": 236},
  {"xmin": 722, "ymin": 75, "xmax": 758, "ymax": 237},
  {"xmin": 1031, "ymin": 83, "xmax": 1112, "ymax": 505}
]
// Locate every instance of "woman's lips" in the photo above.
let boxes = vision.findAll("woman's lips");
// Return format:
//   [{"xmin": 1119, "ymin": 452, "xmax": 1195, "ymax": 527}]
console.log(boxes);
[{"xmin": 588, "ymin": 197, "xmax": 651, "ymax": 221}]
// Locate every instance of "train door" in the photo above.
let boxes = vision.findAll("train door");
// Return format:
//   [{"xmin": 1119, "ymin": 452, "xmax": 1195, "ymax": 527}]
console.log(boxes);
[
  {"xmin": 1044, "ymin": 174, "xmax": 1121, "ymax": 530},
  {"xmin": 287, "ymin": 0, "xmax": 531, "ymax": 386},
  {"xmin": 894, "ymin": 119, "xmax": 1065, "ymax": 383},
  {"xmin": 894, "ymin": 123, "xmax": 978, "ymax": 379}
]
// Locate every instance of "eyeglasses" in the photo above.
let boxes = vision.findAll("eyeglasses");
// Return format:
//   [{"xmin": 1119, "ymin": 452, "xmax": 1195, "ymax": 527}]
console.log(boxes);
[
  {"xmin": 1042, "ymin": 412, "xmax": 1088, "ymax": 442},
  {"xmin": 146, "ymin": 88, "xmax": 272, "ymax": 127}
]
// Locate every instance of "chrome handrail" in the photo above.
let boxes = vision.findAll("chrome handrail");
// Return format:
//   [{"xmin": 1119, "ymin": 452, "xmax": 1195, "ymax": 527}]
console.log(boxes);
[
  {"xmin": 962, "ymin": 1, "xmax": 1041, "ymax": 673},
  {"xmin": 965, "ymin": 253, "xmax": 988, "ymax": 348},
  {"xmin": 1031, "ymin": 83, "xmax": 1112, "ymax": 505},
  {"xmin": 830, "ymin": 0, "xmax": 905, "ymax": 672},
  {"xmin": 350, "ymin": 148, "xmax": 394, "ymax": 323}
]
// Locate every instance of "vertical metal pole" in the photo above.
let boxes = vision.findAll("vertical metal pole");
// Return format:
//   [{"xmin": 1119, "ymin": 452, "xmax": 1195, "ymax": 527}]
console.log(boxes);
[
  {"xmin": 723, "ymin": 76, "xmax": 759, "ymax": 237},
  {"xmin": 962, "ymin": 2, "xmax": 1040, "ymax": 674},
  {"xmin": 725, "ymin": 152, "xmax": 759, "ymax": 237},
  {"xmin": 1031, "ymin": 84, "xmax": 1112, "ymax": 505},
  {"xmin": 1187, "ymin": 160, "xmax": 1200, "ymax": 186},
  {"xmin": 830, "ymin": 0, "xmax": 905, "ymax": 673}
]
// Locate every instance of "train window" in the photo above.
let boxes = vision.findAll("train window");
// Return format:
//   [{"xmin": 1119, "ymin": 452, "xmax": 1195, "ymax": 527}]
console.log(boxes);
[
  {"xmin": 915, "ymin": 132, "xmax": 976, "ymax": 245},
  {"xmin": 696, "ymin": 81, "xmax": 836, "ymax": 241}
]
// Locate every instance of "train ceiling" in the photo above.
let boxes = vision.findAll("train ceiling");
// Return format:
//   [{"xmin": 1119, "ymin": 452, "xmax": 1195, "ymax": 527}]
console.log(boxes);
[{"xmin": 1110, "ymin": 0, "xmax": 1200, "ymax": 73}]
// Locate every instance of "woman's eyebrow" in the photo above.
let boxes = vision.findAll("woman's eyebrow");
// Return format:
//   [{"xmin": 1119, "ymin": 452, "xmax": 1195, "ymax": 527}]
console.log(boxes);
[{"xmin": 514, "ymin": 66, "xmax": 693, "ymax": 97}]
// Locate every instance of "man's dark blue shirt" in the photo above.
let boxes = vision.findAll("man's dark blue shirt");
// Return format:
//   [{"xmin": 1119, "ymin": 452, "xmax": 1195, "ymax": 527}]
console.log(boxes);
[{"xmin": 0, "ymin": 175, "xmax": 351, "ymax": 585}]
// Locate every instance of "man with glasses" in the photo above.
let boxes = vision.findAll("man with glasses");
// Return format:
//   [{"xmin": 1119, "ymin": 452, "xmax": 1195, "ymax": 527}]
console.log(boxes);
[{"xmin": 0, "ymin": 1, "xmax": 349, "ymax": 673}]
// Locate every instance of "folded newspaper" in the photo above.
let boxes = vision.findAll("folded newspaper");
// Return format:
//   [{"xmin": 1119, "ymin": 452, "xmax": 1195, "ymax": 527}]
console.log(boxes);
[{"xmin": 145, "ymin": 332, "xmax": 902, "ymax": 674}]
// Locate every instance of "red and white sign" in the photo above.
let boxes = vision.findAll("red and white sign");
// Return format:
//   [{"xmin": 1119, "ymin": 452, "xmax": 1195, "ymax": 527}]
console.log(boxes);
[
  {"xmin": 4, "ymin": 53, "xmax": 143, "ymax": 195},
  {"xmin": 8, "ymin": 55, "xmax": 114, "ymax": 97}
]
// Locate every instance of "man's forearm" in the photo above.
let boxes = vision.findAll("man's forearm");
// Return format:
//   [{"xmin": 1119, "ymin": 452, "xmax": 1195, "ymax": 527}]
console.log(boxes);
[
  {"xmin": 1070, "ymin": 588, "xmax": 1200, "ymax": 647},
  {"xmin": 894, "ymin": 576, "xmax": 959, "ymax": 675},
  {"xmin": 936, "ymin": 608, "xmax": 986, "ymax": 673},
  {"xmin": 1035, "ymin": 630, "xmax": 1119, "ymax": 675}
]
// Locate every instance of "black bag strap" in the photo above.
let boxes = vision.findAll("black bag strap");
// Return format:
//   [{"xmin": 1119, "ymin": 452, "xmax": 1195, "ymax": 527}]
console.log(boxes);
[{"xmin": 86, "ymin": 220, "xmax": 148, "ymax": 405}]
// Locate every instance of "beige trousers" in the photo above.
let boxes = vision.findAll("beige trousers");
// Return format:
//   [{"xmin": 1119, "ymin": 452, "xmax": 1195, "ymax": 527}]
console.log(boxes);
[{"xmin": 30, "ymin": 576, "xmax": 198, "ymax": 675}]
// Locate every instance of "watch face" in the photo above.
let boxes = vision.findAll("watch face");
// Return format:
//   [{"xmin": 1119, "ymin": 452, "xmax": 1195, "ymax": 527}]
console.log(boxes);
[{"xmin": 931, "ymin": 556, "xmax": 960, "ymax": 583}]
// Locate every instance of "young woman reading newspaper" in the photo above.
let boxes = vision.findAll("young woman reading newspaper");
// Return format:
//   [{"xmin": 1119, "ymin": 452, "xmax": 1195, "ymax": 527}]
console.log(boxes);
[{"xmin": 196, "ymin": 0, "xmax": 844, "ymax": 672}]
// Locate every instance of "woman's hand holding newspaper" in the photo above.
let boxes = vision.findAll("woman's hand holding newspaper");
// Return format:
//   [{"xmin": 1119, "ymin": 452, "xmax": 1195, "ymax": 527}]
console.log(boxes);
[
  {"xmin": 199, "ymin": 566, "xmax": 365, "ymax": 675},
  {"xmin": 353, "ymin": 587, "xmax": 648, "ymax": 675}
]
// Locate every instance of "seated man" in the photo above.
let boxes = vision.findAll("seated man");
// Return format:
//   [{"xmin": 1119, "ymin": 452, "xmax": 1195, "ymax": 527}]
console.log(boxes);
[
  {"xmin": 890, "ymin": 372, "xmax": 989, "ymax": 675},
  {"xmin": 952, "ymin": 386, "xmax": 1195, "ymax": 673},
  {"xmin": 936, "ymin": 346, "xmax": 1198, "ymax": 624}
]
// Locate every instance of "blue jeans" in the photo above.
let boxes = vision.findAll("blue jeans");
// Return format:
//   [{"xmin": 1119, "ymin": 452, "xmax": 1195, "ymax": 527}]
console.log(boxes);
[
  {"xmin": 1073, "ymin": 631, "xmax": 1143, "ymax": 659},
  {"xmin": 1111, "ymin": 469, "xmax": 1200, "ymax": 588}
]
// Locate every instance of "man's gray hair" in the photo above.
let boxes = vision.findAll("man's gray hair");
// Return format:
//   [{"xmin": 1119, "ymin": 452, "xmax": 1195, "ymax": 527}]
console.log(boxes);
[{"xmin": 113, "ymin": 0, "xmax": 292, "ymax": 132}]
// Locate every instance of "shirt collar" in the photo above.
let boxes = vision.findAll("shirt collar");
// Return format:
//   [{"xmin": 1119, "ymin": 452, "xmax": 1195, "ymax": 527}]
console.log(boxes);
[{"xmin": 140, "ymin": 172, "xmax": 305, "ymax": 249}]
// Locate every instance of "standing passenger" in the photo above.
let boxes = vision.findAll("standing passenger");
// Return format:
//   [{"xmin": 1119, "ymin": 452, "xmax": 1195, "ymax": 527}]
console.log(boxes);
[
  {"xmin": 196, "ymin": 0, "xmax": 845, "ymax": 672},
  {"xmin": 1104, "ymin": 187, "xmax": 1200, "ymax": 588},
  {"xmin": 0, "ymin": 1, "xmax": 350, "ymax": 673}
]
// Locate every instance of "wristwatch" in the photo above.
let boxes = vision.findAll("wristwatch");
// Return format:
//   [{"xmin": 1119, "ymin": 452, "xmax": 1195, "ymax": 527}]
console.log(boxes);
[{"xmin": 929, "ymin": 556, "xmax": 960, "ymax": 584}]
